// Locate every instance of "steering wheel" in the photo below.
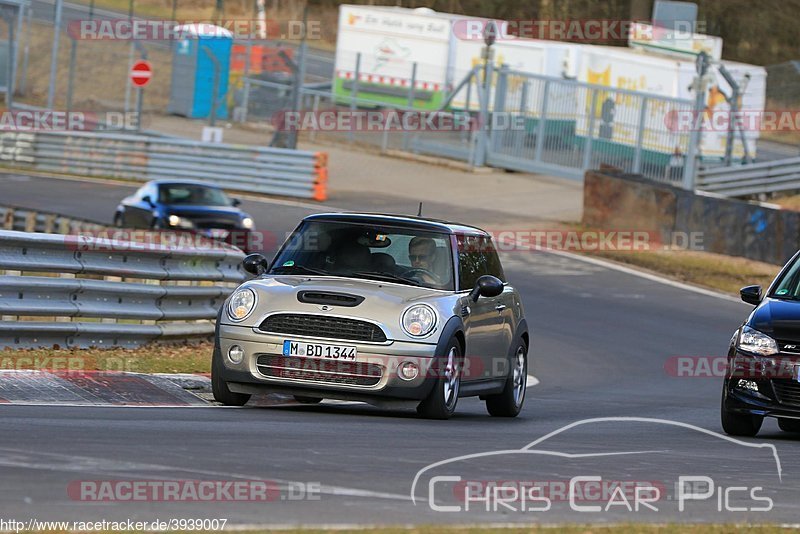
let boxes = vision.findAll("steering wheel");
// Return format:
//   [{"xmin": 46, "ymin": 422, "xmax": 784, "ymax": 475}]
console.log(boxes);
[{"xmin": 403, "ymin": 268, "xmax": 442, "ymax": 284}]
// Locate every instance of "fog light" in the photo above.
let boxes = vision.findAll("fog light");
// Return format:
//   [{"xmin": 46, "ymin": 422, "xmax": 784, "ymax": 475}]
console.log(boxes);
[
  {"xmin": 737, "ymin": 379, "xmax": 759, "ymax": 392},
  {"xmin": 228, "ymin": 345, "xmax": 244, "ymax": 364},
  {"xmin": 398, "ymin": 361, "xmax": 419, "ymax": 381}
]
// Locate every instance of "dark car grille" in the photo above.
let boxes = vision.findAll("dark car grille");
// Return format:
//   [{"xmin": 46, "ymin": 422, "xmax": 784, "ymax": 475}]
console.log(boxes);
[
  {"xmin": 772, "ymin": 381, "xmax": 800, "ymax": 406},
  {"xmin": 259, "ymin": 314, "xmax": 387, "ymax": 342},
  {"xmin": 256, "ymin": 355, "xmax": 382, "ymax": 386},
  {"xmin": 778, "ymin": 341, "xmax": 800, "ymax": 355},
  {"xmin": 192, "ymin": 220, "xmax": 239, "ymax": 230}
]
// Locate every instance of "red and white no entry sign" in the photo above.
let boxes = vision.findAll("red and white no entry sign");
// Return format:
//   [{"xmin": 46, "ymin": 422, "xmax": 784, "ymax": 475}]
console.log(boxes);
[{"xmin": 130, "ymin": 60, "xmax": 152, "ymax": 88}]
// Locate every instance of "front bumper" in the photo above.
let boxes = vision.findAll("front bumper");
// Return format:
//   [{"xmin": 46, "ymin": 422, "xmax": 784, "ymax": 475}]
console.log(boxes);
[
  {"xmin": 217, "ymin": 324, "xmax": 439, "ymax": 401},
  {"xmin": 723, "ymin": 350, "xmax": 800, "ymax": 419}
]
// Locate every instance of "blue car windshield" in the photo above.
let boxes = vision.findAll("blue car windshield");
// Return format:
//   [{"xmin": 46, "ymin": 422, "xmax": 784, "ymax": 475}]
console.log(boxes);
[
  {"xmin": 269, "ymin": 221, "xmax": 455, "ymax": 291},
  {"xmin": 158, "ymin": 184, "xmax": 231, "ymax": 206}
]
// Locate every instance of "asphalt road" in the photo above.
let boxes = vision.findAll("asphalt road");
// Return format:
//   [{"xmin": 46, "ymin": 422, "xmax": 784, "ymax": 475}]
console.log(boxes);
[{"xmin": 1, "ymin": 173, "xmax": 799, "ymax": 526}]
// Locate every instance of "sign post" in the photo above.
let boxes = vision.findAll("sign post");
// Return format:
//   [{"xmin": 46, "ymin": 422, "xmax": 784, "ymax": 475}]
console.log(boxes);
[{"xmin": 130, "ymin": 60, "xmax": 152, "ymax": 131}]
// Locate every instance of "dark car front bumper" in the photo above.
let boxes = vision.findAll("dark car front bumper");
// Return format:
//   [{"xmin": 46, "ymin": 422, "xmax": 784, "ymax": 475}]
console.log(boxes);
[{"xmin": 723, "ymin": 349, "xmax": 800, "ymax": 420}]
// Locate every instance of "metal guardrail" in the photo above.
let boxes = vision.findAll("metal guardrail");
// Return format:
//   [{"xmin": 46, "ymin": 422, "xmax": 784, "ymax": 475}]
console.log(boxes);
[
  {"xmin": 0, "ymin": 229, "xmax": 246, "ymax": 349},
  {"xmin": 0, "ymin": 130, "xmax": 329, "ymax": 201},
  {"xmin": 0, "ymin": 205, "xmax": 107, "ymax": 234},
  {"xmin": 697, "ymin": 157, "xmax": 800, "ymax": 197}
]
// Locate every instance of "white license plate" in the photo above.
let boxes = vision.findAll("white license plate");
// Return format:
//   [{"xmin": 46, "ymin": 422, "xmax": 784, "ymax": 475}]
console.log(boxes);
[
  {"xmin": 205, "ymin": 229, "xmax": 229, "ymax": 239},
  {"xmin": 283, "ymin": 340, "xmax": 357, "ymax": 360}
]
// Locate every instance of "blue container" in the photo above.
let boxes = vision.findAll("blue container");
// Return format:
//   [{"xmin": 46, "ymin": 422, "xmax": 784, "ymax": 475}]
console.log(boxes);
[{"xmin": 168, "ymin": 24, "xmax": 232, "ymax": 120}]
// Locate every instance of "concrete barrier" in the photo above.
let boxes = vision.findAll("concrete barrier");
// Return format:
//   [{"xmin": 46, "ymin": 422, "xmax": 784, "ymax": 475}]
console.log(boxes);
[{"xmin": 584, "ymin": 169, "xmax": 798, "ymax": 266}]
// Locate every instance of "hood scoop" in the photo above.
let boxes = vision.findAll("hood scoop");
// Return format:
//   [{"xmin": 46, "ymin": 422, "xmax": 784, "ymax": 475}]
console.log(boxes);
[{"xmin": 297, "ymin": 291, "xmax": 364, "ymax": 307}]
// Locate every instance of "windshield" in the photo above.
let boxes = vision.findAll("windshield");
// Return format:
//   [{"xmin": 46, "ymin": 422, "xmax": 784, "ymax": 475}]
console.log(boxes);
[
  {"xmin": 770, "ymin": 258, "xmax": 800, "ymax": 299},
  {"xmin": 269, "ymin": 220, "xmax": 455, "ymax": 291},
  {"xmin": 157, "ymin": 184, "xmax": 232, "ymax": 206}
]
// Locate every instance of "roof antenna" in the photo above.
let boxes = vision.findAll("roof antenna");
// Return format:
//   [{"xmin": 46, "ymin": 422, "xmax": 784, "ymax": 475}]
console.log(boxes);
[{"xmin": 417, "ymin": 202, "xmax": 423, "ymax": 217}]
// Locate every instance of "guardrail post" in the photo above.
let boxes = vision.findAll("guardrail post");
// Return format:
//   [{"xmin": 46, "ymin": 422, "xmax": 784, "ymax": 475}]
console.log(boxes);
[
  {"xmin": 633, "ymin": 96, "xmax": 648, "ymax": 174},
  {"xmin": 582, "ymin": 89, "xmax": 600, "ymax": 171},
  {"xmin": 313, "ymin": 152, "xmax": 328, "ymax": 201}
]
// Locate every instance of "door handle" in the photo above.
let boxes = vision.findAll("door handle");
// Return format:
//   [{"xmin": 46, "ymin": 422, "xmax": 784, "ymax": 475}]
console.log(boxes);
[{"xmin": 495, "ymin": 304, "xmax": 507, "ymax": 312}]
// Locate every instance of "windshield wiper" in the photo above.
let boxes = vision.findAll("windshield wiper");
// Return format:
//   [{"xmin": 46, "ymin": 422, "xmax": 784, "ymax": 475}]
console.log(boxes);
[
  {"xmin": 271, "ymin": 264, "xmax": 329, "ymax": 276},
  {"xmin": 351, "ymin": 271, "xmax": 423, "ymax": 287}
]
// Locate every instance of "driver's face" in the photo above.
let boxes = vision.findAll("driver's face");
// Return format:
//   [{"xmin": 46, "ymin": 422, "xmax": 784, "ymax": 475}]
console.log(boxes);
[{"xmin": 409, "ymin": 244, "xmax": 434, "ymax": 270}]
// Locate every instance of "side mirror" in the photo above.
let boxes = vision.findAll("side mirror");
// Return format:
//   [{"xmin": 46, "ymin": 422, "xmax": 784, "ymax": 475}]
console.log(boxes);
[
  {"xmin": 231, "ymin": 198, "xmax": 242, "ymax": 207},
  {"xmin": 740, "ymin": 285, "xmax": 763, "ymax": 306},
  {"xmin": 142, "ymin": 195, "xmax": 155, "ymax": 207},
  {"xmin": 243, "ymin": 253, "xmax": 269, "ymax": 276},
  {"xmin": 469, "ymin": 275, "xmax": 504, "ymax": 302}
]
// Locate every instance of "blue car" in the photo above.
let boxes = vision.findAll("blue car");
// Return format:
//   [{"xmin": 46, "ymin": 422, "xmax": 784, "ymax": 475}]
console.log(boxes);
[{"xmin": 113, "ymin": 180, "xmax": 256, "ymax": 252}]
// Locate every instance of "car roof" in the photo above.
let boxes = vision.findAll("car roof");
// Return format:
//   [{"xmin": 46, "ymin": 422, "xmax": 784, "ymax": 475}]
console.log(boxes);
[
  {"xmin": 147, "ymin": 179, "xmax": 223, "ymax": 189},
  {"xmin": 302, "ymin": 213, "xmax": 490, "ymax": 236}
]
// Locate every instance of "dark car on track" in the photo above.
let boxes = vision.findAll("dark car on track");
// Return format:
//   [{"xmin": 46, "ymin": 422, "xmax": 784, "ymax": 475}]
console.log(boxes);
[
  {"xmin": 722, "ymin": 252, "xmax": 800, "ymax": 436},
  {"xmin": 212, "ymin": 212, "xmax": 530, "ymax": 419},
  {"xmin": 113, "ymin": 180, "xmax": 256, "ymax": 252}
]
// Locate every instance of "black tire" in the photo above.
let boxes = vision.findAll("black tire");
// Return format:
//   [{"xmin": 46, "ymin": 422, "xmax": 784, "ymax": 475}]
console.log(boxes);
[
  {"xmin": 778, "ymin": 418, "xmax": 800, "ymax": 433},
  {"xmin": 294, "ymin": 395, "xmax": 323, "ymax": 404},
  {"xmin": 113, "ymin": 213, "xmax": 124, "ymax": 228},
  {"xmin": 485, "ymin": 340, "xmax": 528, "ymax": 417},
  {"xmin": 720, "ymin": 388, "xmax": 762, "ymax": 437},
  {"xmin": 211, "ymin": 346, "xmax": 251, "ymax": 406},
  {"xmin": 417, "ymin": 337, "xmax": 462, "ymax": 420}
]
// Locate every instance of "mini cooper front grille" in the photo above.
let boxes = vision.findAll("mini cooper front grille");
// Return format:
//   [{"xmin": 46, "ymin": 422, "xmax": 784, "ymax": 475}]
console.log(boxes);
[
  {"xmin": 256, "ymin": 355, "xmax": 382, "ymax": 387},
  {"xmin": 772, "ymin": 381, "xmax": 800, "ymax": 406},
  {"xmin": 259, "ymin": 314, "xmax": 387, "ymax": 343}
]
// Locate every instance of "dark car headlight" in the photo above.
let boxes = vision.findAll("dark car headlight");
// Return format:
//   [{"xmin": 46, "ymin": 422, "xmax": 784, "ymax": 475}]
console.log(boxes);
[
  {"xmin": 737, "ymin": 326, "xmax": 778, "ymax": 356},
  {"xmin": 168, "ymin": 215, "xmax": 194, "ymax": 229}
]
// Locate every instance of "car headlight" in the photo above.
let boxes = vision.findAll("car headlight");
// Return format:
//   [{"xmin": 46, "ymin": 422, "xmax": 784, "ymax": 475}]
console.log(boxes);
[
  {"xmin": 402, "ymin": 304, "xmax": 437, "ymax": 337},
  {"xmin": 241, "ymin": 217, "xmax": 254, "ymax": 229},
  {"xmin": 737, "ymin": 325, "xmax": 778, "ymax": 356},
  {"xmin": 228, "ymin": 288, "xmax": 257, "ymax": 322},
  {"xmin": 168, "ymin": 215, "xmax": 194, "ymax": 229}
]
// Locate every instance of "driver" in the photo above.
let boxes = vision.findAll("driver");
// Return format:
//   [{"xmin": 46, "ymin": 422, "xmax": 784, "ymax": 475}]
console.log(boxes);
[{"xmin": 408, "ymin": 237, "xmax": 440, "ymax": 284}]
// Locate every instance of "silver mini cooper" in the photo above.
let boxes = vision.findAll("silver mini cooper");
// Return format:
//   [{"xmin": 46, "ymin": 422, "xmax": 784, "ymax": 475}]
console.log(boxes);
[{"xmin": 213, "ymin": 213, "xmax": 529, "ymax": 419}]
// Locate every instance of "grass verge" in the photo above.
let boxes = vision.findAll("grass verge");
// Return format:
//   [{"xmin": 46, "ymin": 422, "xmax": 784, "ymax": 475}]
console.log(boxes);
[
  {"xmin": 582, "ymin": 248, "xmax": 780, "ymax": 296},
  {"xmin": 0, "ymin": 342, "xmax": 212, "ymax": 374}
]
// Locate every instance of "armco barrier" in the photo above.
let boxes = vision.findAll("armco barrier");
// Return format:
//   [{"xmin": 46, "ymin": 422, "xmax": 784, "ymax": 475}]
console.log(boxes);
[
  {"xmin": 1, "ymin": 205, "xmax": 107, "ymax": 234},
  {"xmin": 0, "ymin": 229, "xmax": 246, "ymax": 349},
  {"xmin": 584, "ymin": 169, "xmax": 799, "ymax": 266},
  {"xmin": 698, "ymin": 157, "xmax": 800, "ymax": 198},
  {"xmin": 0, "ymin": 131, "xmax": 328, "ymax": 201}
]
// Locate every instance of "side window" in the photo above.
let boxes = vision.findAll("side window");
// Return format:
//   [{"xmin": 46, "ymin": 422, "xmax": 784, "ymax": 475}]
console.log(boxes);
[
  {"xmin": 458, "ymin": 235, "xmax": 488, "ymax": 290},
  {"xmin": 458, "ymin": 235, "xmax": 505, "ymax": 290},
  {"xmin": 132, "ymin": 185, "xmax": 147, "ymax": 202},
  {"xmin": 482, "ymin": 237, "xmax": 506, "ymax": 282}
]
